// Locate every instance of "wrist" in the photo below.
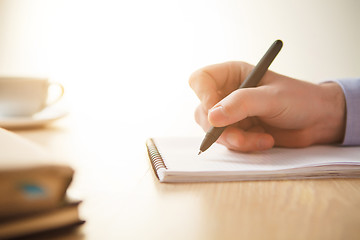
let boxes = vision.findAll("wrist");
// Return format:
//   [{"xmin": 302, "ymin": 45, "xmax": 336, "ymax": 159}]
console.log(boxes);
[{"xmin": 314, "ymin": 82, "xmax": 346, "ymax": 144}]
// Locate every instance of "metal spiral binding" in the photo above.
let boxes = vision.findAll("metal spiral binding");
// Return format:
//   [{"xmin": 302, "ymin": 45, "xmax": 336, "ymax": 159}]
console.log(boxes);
[{"xmin": 146, "ymin": 138, "xmax": 167, "ymax": 179}]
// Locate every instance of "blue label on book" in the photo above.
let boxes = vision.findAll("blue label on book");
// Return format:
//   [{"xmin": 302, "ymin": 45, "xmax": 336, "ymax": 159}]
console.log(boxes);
[{"xmin": 19, "ymin": 183, "xmax": 47, "ymax": 199}]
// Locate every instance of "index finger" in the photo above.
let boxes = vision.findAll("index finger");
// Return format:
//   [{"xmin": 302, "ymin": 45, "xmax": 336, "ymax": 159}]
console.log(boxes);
[{"xmin": 188, "ymin": 61, "xmax": 249, "ymax": 111}]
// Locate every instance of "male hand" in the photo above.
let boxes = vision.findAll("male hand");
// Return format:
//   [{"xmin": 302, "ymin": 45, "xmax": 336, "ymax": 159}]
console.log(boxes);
[{"xmin": 189, "ymin": 61, "xmax": 346, "ymax": 152}]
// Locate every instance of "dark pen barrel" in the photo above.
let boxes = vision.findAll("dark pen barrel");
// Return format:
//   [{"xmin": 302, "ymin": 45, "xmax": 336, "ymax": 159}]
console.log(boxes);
[
  {"xmin": 199, "ymin": 126, "xmax": 225, "ymax": 153},
  {"xmin": 240, "ymin": 40, "xmax": 283, "ymax": 88}
]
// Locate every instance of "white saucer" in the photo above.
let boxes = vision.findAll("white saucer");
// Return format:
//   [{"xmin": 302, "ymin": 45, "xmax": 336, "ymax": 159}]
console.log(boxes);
[{"xmin": 0, "ymin": 106, "xmax": 68, "ymax": 129}]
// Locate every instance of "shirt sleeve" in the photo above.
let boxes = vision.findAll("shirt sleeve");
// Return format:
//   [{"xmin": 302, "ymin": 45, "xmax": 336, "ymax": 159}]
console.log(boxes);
[{"xmin": 334, "ymin": 78, "xmax": 360, "ymax": 145}]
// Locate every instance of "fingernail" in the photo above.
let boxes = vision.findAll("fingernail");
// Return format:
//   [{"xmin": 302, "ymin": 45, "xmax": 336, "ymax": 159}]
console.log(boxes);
[{"xmin": 209, "ymin": 105, "xmax": 227, "ymax": 117}]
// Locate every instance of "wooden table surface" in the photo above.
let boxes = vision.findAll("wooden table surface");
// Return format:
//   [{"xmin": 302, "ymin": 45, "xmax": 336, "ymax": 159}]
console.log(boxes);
[{"xmin": 13, "ymin": 116, "xmax": 360, "ymax": 240}]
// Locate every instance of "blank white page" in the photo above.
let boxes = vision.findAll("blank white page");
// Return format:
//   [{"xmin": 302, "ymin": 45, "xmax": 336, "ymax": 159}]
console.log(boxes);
[{"xmin": 153, "ymin": 137, "xmax": 360, "ymax": 173}]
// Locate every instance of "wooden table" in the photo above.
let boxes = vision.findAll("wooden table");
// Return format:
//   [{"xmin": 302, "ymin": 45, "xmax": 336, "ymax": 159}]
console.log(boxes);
[{"xmin": 13, "ymin": 115, "xmax": 360, "ymax": 240}]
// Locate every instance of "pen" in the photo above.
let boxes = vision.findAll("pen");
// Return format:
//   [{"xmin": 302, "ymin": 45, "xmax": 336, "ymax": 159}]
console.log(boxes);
[{"xmin": 198, "ymin": 40, "xmax": 283, "ymax": 155}]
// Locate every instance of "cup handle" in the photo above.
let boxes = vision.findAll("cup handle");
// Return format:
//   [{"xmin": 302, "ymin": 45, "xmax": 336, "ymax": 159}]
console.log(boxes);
[{"xmin": 46, "ymin": 82, "xmax": 65, "ymax": 107}]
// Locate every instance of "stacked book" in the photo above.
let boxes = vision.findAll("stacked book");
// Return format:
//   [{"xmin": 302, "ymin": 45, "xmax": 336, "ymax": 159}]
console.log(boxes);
[{"xmin": 0, "ymin": 128, "xmax": 84, "ymax": 239}]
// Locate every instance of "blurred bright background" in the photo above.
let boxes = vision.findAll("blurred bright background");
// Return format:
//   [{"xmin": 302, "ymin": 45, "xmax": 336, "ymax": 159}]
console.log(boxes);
[{"xmin": 0, "ymin": 0, "xmax": 359, "ymax": 139}]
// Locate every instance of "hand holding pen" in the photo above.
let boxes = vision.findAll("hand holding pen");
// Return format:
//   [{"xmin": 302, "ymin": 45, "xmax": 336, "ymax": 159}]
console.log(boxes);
[{"xmin": 189, "ymin": 40, "xmax": 346, "ymax": 153}]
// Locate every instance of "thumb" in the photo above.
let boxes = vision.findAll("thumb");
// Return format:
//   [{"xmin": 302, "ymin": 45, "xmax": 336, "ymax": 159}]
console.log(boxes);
[{"xmin": 208, "ymin": 87, "xmax": 276, "ymax": 127}]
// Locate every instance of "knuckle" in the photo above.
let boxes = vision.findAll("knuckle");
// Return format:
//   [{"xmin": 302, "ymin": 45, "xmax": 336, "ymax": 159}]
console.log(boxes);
[
  {"xmin": 188, "ymin": 69, "xmax": 207, "ymax": 88},
  {"xmin": 194, "ymin": 105, "xmax": 202, "ymax": 125},
  {"xmin": 188, "ymin": 72, "xmax": 196, "ymax": 88}
]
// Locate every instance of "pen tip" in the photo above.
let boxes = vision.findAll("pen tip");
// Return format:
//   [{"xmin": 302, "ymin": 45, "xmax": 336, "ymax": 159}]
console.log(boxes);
[{"xmin": 198, "ymin": 151, "xmax": 202, "ymax": 155}]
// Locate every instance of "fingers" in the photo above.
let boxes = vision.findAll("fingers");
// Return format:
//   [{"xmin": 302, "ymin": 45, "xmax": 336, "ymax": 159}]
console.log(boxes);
[
  {"xmin": 217, "ymin": 126, "xmax": 275, "ymax": 152},
  {"xmin": 265, "ymin": 127, "xmax": 313, "ymax": 148},
  {"xmin": 189, "ymin": 62, "xmax": 248, "ymax": 111},
  {"xmin": 195, "ymin": 102, "xmax": 259, "ymax": 131},
  {"xmin": 194, "ymin": 105, "xmax": 211, "ymax": 131},
  {"xmin": 195, "ymin": 104, "xmax": 275, "ymax": 152},
  {"xmin": 190, "ymin": 61, "xmax": 279, "ymax": 152},
  {"xmin": 208, "ymin": 86, "xmax": 280, "ymax": 127}
]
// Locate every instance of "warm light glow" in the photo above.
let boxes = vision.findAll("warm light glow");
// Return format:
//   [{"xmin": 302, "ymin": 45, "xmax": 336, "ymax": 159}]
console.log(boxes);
[{"xmin": 0, "ymin": 0, "xmax": 359, "ymax": 138}]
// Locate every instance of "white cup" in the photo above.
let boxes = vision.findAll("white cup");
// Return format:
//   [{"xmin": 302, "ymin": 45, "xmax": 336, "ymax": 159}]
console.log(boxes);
[{"xmin": 0, "ymin": 77, "xmax": 64, "ymax": 117}]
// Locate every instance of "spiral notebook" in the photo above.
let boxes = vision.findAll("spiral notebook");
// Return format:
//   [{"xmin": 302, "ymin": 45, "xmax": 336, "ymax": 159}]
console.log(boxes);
[{"xmin": 146, "ymin": 137, "xmax": 360, "ymax": 182}]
